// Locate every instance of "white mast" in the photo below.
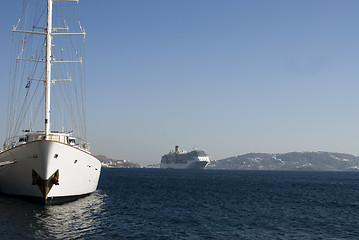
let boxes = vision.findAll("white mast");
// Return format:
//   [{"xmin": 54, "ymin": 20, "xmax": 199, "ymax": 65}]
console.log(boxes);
[
  {"xmin": 45, "ymin": 0, "xmax": 53, "ymax": 139},
  {"xmin": 10, "ymin": 0, "xmax": 85, "ymax": 141}
]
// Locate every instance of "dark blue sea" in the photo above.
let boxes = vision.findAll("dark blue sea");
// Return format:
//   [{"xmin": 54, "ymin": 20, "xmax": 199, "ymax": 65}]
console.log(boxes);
[{"xmin": 0, "ymin": 168, "xmax": 358, "ymax": 239}]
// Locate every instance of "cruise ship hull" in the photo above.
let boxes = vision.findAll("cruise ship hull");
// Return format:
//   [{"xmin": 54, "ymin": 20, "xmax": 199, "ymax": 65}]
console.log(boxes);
[
  {"xmin": 0, "ymin": 140, "xmax": 101, "ymax": 204},
  {"xmin": 161, "ymin": 159, "xmax": 209, "ymax": 169}
]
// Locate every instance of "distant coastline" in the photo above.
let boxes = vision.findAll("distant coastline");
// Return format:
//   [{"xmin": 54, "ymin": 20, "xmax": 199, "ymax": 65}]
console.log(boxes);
[
  {"xmin": 97, "ymin": 151, "xmax": 359, "ymax": 171},
  {"xmin": 207, "ymin": 151, "xmax": 359, "ymax": 171},
  {"xmin": 97, "ymin": 155, "xmax": 142, "ymax": 168}
]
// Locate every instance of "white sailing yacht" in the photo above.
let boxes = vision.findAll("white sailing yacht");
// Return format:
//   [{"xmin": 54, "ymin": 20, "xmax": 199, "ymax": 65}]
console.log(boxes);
[{"xmin": 0, "ymin": 0, "xmax": 101, "ymax": 204}]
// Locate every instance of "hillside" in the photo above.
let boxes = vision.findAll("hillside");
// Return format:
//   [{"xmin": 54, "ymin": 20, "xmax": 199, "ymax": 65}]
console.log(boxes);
[{"xmin": 207, "ymin": 152, "xmax": 359, "ymax": 171}]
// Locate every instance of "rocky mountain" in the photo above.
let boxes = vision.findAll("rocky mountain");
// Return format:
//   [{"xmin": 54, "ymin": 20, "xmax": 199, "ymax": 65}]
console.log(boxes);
[
  {"xmin": 207, "ymin": 152, "xmax": 359, "ymax": 171},
  {"xmin": 96, "ymin": 155, "xmax": 142, "ymax": 168}
]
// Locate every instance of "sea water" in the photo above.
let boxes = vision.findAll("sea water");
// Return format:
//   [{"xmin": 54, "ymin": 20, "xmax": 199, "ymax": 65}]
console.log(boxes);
[{"xmin": 0, "ymin": 168, "xmax": 358, "ymax": 239}]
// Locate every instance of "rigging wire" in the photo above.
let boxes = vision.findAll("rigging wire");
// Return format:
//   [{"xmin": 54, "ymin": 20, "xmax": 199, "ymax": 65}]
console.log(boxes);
[{"xmin": 7, "ymin": 0, "xmax": 88, "ymax": 144}]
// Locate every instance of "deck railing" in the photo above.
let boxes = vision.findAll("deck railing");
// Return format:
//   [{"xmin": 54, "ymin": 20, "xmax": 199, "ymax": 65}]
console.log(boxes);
[{"xmin": 2, "ymin": 133, "xmax": 90, "ymax": 152}]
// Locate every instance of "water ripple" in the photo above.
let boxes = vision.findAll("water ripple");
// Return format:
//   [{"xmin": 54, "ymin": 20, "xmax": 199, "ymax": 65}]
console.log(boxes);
[{"xmin": 0, "ymin": 169, "xmax": 359, "ymax": 239}]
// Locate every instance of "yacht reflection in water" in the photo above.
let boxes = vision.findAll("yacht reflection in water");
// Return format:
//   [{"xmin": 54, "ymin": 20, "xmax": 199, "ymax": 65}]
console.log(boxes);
[{"xmin": 33, "ymin": 191, "xmax": 107, "ymax": 239}]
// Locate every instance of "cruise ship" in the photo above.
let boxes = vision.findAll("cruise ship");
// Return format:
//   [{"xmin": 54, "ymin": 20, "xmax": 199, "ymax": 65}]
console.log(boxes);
[{"xmin": 160, "ymin": 146, "xmax": 210, "ymax": 169}]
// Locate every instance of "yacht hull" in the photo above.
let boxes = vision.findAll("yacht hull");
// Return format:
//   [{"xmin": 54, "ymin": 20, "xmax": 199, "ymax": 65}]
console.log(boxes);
[{"xmin": 0, "ymin": 140, "xmax": 101, "ymax": 204}]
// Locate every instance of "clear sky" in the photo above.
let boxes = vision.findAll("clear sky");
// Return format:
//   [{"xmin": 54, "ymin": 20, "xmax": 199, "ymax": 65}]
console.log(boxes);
[{"xmin": 1, "ymin": 0, "xmax": 359, "ymax": 166}]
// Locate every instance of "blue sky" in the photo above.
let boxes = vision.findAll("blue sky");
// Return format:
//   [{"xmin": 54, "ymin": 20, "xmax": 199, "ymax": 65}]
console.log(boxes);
[{"xmin": 1, "ymin": 0, "xmax": 359, "ymax": 165}]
